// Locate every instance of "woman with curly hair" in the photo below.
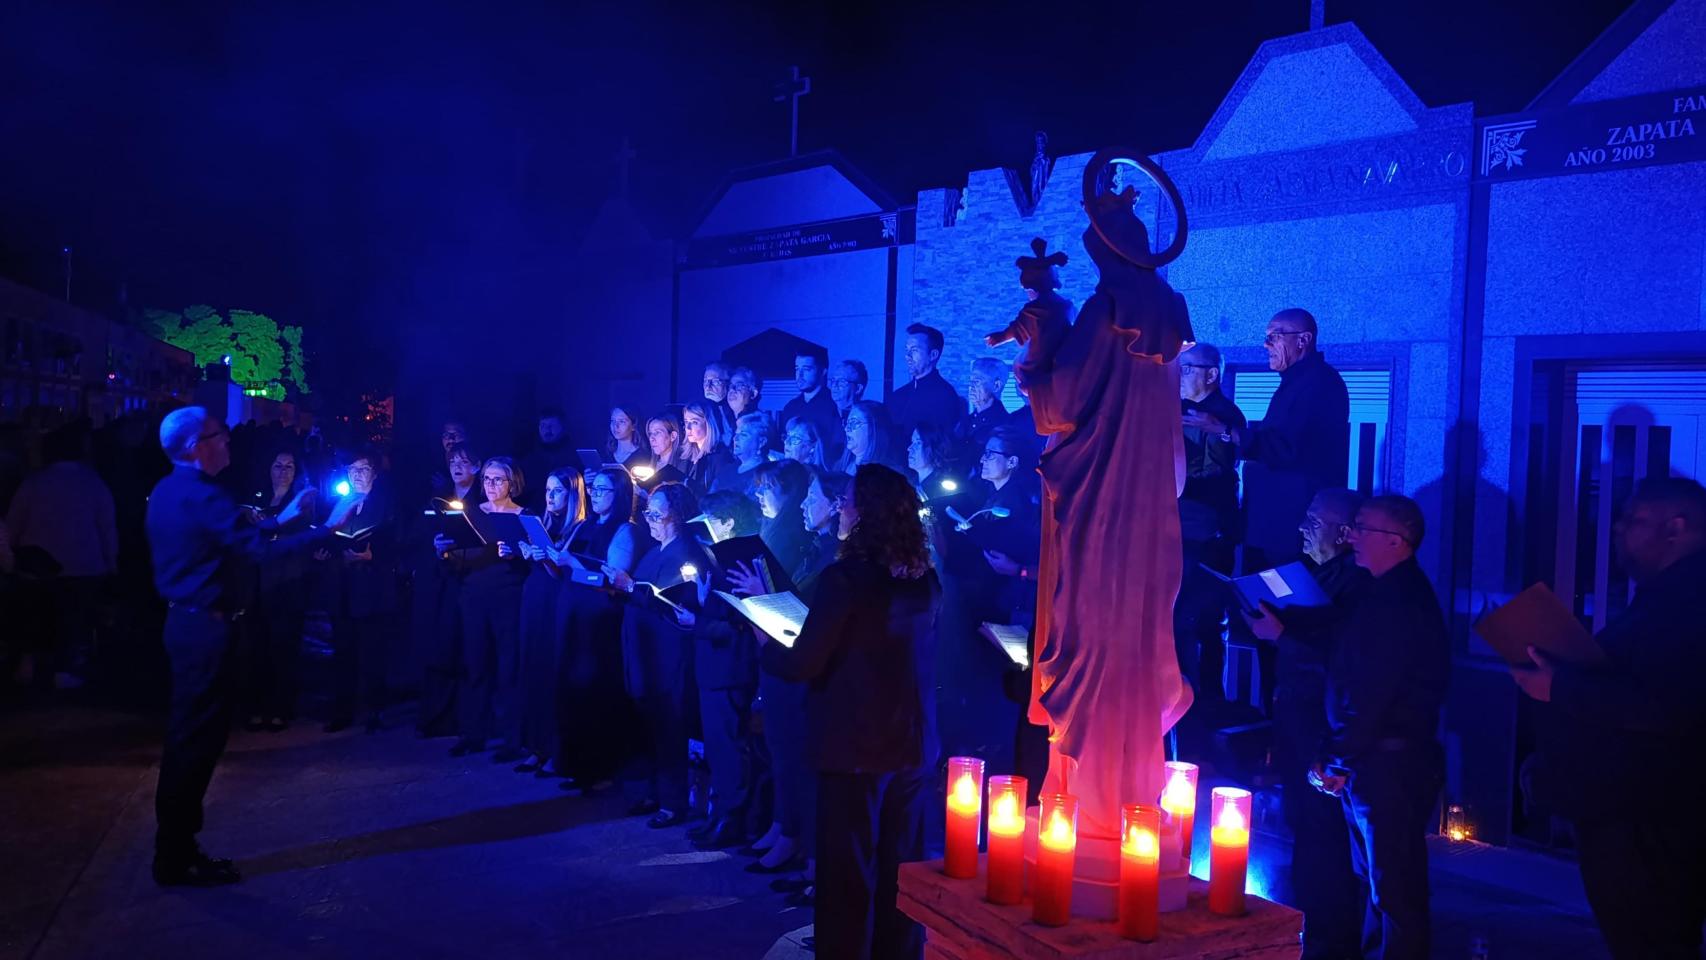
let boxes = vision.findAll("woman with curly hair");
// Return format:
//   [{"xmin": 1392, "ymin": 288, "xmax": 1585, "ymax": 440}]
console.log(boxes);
[{"xmin": 759, "ymin": 463, "xmax": 940, "ymax": 960}]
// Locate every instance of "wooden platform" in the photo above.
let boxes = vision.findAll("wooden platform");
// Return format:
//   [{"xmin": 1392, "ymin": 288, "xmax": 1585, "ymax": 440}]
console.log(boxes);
[{"xmin": 898, "ymin": 858, "xmax": 1301, "ymax": 960}]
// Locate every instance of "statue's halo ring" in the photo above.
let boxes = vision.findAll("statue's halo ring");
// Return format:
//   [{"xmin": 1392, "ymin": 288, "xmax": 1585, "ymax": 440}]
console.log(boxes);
[{"xmin": 1081, "ymin": 148, "xmax": 1188, "ymax": 270}]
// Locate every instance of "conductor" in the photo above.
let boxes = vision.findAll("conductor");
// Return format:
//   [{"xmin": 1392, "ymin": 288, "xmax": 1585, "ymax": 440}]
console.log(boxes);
[{"xmin": 145, "ymin": 407, "xmax": 342, "ymax": 885}]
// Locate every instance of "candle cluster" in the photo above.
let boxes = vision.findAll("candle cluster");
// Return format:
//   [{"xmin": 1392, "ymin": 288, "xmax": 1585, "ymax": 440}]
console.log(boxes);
[{"xmin": 938, "ymin": 755, "xmax": 1250, "ymax": 937}]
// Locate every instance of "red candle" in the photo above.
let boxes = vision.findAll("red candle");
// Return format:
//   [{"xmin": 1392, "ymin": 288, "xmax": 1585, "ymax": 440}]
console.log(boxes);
[
  {"xmin": 1160, "ymin": 761, "xmax": 1199, "ymax": 869},
  {"xmin": 1118, "ymin": 803, "xmax": 1161, "ymax": 941},
  {"xmin": 944, "ymin": 757, "xmax": 984, "ymax": 879},
  {"xmin": 985, "ymin": 776, "xmax": 1026, "ymax": 905},
  {"xmin": 1032, "ymin": 793, "xmax": 1077, "ymax": 927},
  {"xmin": 1208, "ymin": 787, "xmax": 1251, "ymax": 917}
]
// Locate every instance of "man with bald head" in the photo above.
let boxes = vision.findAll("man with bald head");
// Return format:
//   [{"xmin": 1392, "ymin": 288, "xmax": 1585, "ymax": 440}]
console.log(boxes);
[
  {"xmin": 1183, "ymin": 308, "xmax": 1349, "ymax": 570},
  {"xmin": 1514, "ymin": 477, "xmax": 1706, "ymax": 959},
  {"xmin": 145, "ymin": 406, "xmax": 342, "ymax": 886}
]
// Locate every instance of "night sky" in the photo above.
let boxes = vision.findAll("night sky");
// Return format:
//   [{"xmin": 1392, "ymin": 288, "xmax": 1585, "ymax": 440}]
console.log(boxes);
[{"xmin": 0, "ymin": 0, "xmax": 1632, "ymax": 408}]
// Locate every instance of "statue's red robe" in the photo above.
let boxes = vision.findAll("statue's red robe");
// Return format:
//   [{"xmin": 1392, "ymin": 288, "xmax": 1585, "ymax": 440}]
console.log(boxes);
[{"xmin": 1013, "ymin": 252, "xmax": 1195, "ymax": 840}]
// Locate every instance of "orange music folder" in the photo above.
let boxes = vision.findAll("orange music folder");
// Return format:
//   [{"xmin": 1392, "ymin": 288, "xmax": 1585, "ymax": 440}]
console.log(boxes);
[{"xmin": 1473, "ymin": 583, "xmax": 1605, "ymax": 667}]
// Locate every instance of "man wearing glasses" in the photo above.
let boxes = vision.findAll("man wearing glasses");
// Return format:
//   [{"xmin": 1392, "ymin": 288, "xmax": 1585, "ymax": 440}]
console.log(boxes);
[
  {"xmin": 1263, "ymin": 494, "xmax": 1447, "ymax": 960},
  {"xmin": 1175, "ymin": 342, "xmax": 1247, "ymax": 716},
  {"xmin": 779, "ymin": 347, "xmax": 844, "ymax": 464},
  {"xmin": 702, "ymin": 362, "xmax": 736, "ymax": 439},
  {"xmin": 1181, "ymin": 308, "xmax": 1348, "ymax": 573},
  {"xmin": 145, "ymin": 406, "xmax": 347, "ymax": 886}
]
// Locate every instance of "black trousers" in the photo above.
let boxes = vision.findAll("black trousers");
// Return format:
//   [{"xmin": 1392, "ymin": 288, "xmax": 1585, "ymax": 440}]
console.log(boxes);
[
  {"xmin": 1275, "ymin": 679, "xmax": 1363, "ymax": 959},
  {"xmin": 459, "ymin": 580, "xmax": 523, "ymax": 748},
  {"xmin": 1575, "ymin": 814, "xmax": 1706, "ymax": 960},
  {"xmin": 815, "ymin": 766, "xmax": 927, "ymax": 960},
  {"xmin": 1342, "ymin": 747, "xmax": 1442, "ymax": 960},
  {"xmin": 414, "ymin": 569, "xmax": 462, "ymax": 736},
  {"xmin": 331, "ymin": 612, "xmax": 391, "ymax": 721},
  {"xmin": 244, "ymin": 603, "xmax": 302, "ymax": 720},
  {"xmin": 1176, "ymin": 538, "xmax": 1232, "ymax": 707},
  {"xmin": 698, "ymin": 682, "xmax": 756, "ymax": 823},
  {"xmin": 156, "ymin": 608, "xmax": 237, "ymax": 861}
]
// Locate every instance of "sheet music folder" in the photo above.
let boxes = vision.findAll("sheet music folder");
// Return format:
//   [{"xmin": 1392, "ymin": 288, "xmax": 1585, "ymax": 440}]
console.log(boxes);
[
  {"xmin": 708, "ymin": 535, "xmax": 795, "ymax": 594},
  {"xmin": 714, "ymin": 590, "xmax": 808, "ymax": 647},
  {"xmin": 979, "ymin": 622, "xmax": 1030, "ymax": 668},
  {"xmin": 1200, "ymin": 560, "xmax": 1330, "ymax": 614},
  {"xmin": 1472, "ymin": 583, "xmax": 1604, "ymax": 666}
]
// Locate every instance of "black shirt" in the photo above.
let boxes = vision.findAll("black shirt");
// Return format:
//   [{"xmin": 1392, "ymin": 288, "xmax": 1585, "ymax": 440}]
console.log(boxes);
[
  {"xmin": 888, "ymin": 369, "xmax": 965, "ymax": 438},
  {"xmin": 952, "ymin": 401, "xmax": 1010, "ymax": 470},
  {"xmin": 145, "ymin": 463, "xmax": 328, "ymax": 612},
  {"xmin": 1180, "ymin": 389, "xmax": 1247, "ymax": 543},
  {"xmin": 1322, "ymin": 556, "xmax": 1448, "ymax": 765},
  {"xmin": 762, "ymin": 559, "xmax": 941, "ymax": 773},
  {"xmin": 1539, "ymin": 549, "xmax": 1706, "ymax": 818},
  {"xmin": 1236, "ymin": 351, "xmax": 1350, "ymax": 557}
]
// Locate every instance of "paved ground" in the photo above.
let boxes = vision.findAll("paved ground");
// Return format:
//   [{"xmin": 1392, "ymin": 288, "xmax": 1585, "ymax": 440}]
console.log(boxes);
[{"xmin": 2, "ymin": 695, "xmax": 1612, "ymax": 960}]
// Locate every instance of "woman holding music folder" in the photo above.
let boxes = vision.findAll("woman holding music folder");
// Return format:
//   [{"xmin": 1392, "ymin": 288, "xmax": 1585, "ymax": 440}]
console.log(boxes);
[
  {"xmin": 513, "ymin": 468, "xmax": 585, "ymax": 777},
  {"xmin": 243, "ymin": 448, "xmax": 315, "ymax": 733},
  {"xmin": 553, "ymin": 466, "xmax": 645, "ymax": 791},
  {"xmin": 438, "ymin": 456, "xmax": 531, "ymax": 760},
  {"xmin": 681, "ymin": 490, "xmax": 765, "ymax": 851},
  {"xmin": 608, "ymin": 481, "xmax": 710, "ymax": 827},
  {"xmin": 324, "ymin": 452, "xmax": 397, "ymax": 734},
  {"xmin": 758, "ymin": 463, "xmax": 941, "ymax": 960},
  {"xmin": 414, "ymin": 444, "xmax": 484, "ymax": 738},
  {"xmin": 728, "ymin": 467, "xmax": 852, "ymax": 889}
]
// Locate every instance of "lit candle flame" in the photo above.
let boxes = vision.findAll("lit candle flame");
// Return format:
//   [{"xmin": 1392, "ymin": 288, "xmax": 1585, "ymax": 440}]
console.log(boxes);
[
  {"xmin": 1126, "ymin": 825, "xmax": 1159, "ymax": 859},
  {"xmin": 951, "ymin": 775, "xmax": 977, "ymax": 808},
  {"xmin": 990, "ymin": 793, "xmax": 1022, "ymax": 831},
  {"xmin": 1043, "ymin": 812, "xmax": 1073, "ymax": 848},
  {"xmin": 632, "ymin": 465, "xmax": 655, "ymax": 481},
  {"xmin": 679, "ymin": 563, "xmax": 698, "ymax": 581},
  {"xmin": 1216, "ymin": 805, "xmax": 1247, "ymax": 834},
  {"xmin": 1162, "ymin": 773, "xmax": 1196, "ymax": 812},
  {"xmin": 940, "ymin": 478, "xmax": 958, "ymax": 492},
  {"xmin": 447, "ymin": 500, "xmax": 465, "ymax": 511}
]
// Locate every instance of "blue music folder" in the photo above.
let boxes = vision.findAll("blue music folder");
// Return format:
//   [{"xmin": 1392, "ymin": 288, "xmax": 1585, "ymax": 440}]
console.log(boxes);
[{"xmin": 1201, "ymin": 560, "xmax": 1331, "ymax": 614}]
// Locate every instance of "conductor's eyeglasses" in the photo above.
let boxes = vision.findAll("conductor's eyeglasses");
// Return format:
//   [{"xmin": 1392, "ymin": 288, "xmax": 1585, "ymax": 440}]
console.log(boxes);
[
  {"xmin": 1263, "ymin": 330, "xmax": 1307, "ymax": 345},
  {"xmin": 194, "ymin": 426, "xmax": 228, "ymax": 445}
]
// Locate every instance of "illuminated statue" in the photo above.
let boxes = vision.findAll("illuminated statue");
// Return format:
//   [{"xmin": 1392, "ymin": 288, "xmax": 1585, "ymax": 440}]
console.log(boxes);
[{"xmin": 989, "ymin": 149, "xmax": 1195, "ymax": 843}]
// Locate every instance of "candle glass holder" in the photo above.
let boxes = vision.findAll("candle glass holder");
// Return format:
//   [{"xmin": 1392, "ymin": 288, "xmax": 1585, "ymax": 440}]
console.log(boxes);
[
  {"xmin": 985, "ymin": 775, "xmax": 1027, "ymax": 905},
  {"xmin": 1208, "ymin": 787, "xmax": 1252, "ymax": 917},
  {"xmin": 1033, "ymin": 793, "xmax": 1079, "ymax": 926},
  {"xmin": 1119, "ymin": 803, "xmax": 1162, "ymax": 941},
  {"xmin": 1160, "ymin": 761, "xmax": 1199, "ymax": 868},
  {"xmin": 943, "ymin": 756, "xmax": 985, "ymax": 879},
  {"xmin": 1445, "ymin": 803, "xmax": 1471, "ymax": 842}
]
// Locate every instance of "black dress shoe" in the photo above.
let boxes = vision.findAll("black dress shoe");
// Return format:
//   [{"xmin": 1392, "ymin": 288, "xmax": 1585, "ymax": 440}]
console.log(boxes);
[
  {"xmin": 692, "ymin": 819, "xmax": 746, "ymax": 850},
  {"xmin": 448, "ymin": 739, "xmax": 483, "ymax": 757},
  {"xmin": 745, "ymin": 855, "xmax": 804, "ymax": 875},
  {"xmin": 770, "ymin": 875, "xmax": 812, "ymax": 893},
  {"xmin": 266, "ymin": 718, "xmax": 288, "ymax": 733},
  {"xmin": 323, "ymin": 717, "xmax": 352, "ymax": 734},
  {"xmin": 491, "ymin": 748, "xmax": 528, "ymax": 763},
  {"xmin": 153, "ymin": 852, "xmax": 241, "ymax": 887},
  {"xmin": 244, "ymin": 718, "xmax": 267, "ymax": 732},
  {"xmin": 626, "ymin": 798, "xmax": 660, "ymax": 816},
  {"xmin": 646, "ymin": 810, "xmax": 688, "ymax": 829}
]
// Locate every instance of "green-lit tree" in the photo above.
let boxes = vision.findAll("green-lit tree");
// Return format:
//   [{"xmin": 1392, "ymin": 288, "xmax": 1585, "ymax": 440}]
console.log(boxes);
[{"xmin": 145, "ymin": 305, "xmax": 311, "ymax": 401}]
